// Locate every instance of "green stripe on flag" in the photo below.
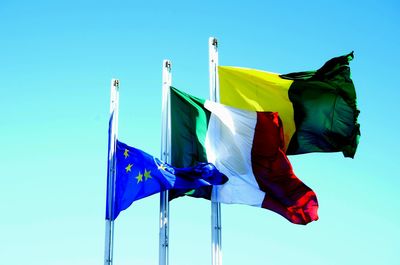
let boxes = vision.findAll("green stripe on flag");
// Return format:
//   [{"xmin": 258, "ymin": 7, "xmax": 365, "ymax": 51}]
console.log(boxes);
[{"xmin": 170, "ymin": 87, "xmax": 212, "ymax": 199}]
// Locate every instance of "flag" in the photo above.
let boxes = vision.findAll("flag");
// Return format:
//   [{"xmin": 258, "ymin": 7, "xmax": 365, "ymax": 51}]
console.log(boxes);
[
  {"xmin": 218, "ymin": 52, "xmax": 360, "ymax": 158},
  {"xmin": 170, "ymin": 87, "xmax": 318, "ymax": 225},
  {"xmin": 106, "ymin": 140, "xmax": 228, "ymax": 220}
]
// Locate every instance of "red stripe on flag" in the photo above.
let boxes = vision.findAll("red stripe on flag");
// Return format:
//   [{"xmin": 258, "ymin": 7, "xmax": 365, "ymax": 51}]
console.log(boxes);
[{"xmin": 251, "ymin": 112, "xmax": 319, "ymax": 225}]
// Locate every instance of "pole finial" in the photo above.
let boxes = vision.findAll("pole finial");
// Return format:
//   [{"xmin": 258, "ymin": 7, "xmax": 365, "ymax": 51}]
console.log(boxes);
[
  {"xmin": 209, "ymin": 37, "xmax": 218, "ymax": 48},
  {"xmin": 212, "ymin": 38, "xmax": 218, "ymax": 47}
]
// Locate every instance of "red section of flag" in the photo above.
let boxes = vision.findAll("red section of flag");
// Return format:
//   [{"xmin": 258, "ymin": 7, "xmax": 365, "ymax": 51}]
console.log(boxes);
[{"xmin": 251, "ymin": 112, "xmax": 319, "ymax": 225}]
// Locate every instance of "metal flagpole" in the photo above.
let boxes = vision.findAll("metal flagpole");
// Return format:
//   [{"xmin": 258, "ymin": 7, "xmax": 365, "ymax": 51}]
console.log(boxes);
[
  {"xmin": 104, "ymin": 79, "xmax": 120, "ymax": 265},
  {"xmin": 159, "ymin": 60, "xmax": 172, "ymax": 265},
  {"xmin": 209, "ymin": 37, "xmax": 222, "ymax": 265}
]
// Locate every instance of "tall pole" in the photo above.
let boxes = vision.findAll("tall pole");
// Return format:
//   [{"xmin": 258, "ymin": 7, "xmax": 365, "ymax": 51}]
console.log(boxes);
[
  {"xmin": 104, "ymin": 79, "xmax": 120, "ymax": 265},
  {"xmin": 209, "ymin": 37, "xmax": 222, "ymax": 265},
  {"xmin": 159, "ymin": 60, "xmax": 172, "ymax": 265}
]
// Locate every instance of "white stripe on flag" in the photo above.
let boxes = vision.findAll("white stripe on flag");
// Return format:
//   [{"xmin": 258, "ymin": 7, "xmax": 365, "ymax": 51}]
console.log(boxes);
[{"xmin": 204, "ymin": 101, "xmax": 265, "ymax": 206}]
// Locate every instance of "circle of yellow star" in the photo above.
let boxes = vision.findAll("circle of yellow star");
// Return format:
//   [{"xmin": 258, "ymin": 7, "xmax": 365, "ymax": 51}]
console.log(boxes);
[
  {"xmin": 135, "ymin": 172, "xmax": 143, "ymax": 183},
  {"xmin": 125, "ymin": 163, "xmax": 133, "ymax": 173},
  {"xmin": 123, "ymin": 149, "xmax": 129, "ymax": 159},
  {"xmin": 157, "ymin": 164, "xmax": 166, "ymax": 171},
  {"xmin": 144, "ymin": 169, "xmax": 152, "ymax": 180}
]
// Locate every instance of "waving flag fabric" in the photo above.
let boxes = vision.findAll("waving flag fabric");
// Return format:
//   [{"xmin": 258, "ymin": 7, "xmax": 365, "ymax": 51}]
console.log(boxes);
[
  {"xmin": 106, "ymin": 140, "xmax": 227, "ymax": 220},
  {"xmin": 218, "ymin": 52, "xmax": 360, "ymax": 158},
  {"xmin": 170, "ymin": 87, "xmax": 318, "ymax": 225}
]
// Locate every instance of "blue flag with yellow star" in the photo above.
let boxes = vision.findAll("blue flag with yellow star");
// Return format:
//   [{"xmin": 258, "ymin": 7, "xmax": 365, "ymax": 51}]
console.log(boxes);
[{"xmin": 106, "ymin": 140, "xmax": 228, "ymax": 220}]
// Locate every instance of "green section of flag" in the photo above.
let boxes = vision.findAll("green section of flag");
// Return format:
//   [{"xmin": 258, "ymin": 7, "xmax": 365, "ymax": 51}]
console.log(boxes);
[
  {"xmin": 169, "ymin": 87, "xmax": 212, "ymax": 199},
  {"xmin": 170, "ymin": 87, "xmax": 210, "ymax": 167},
  {"xmin": 281, "ymin": 52, "xmax": 360, "ymax": 157}
]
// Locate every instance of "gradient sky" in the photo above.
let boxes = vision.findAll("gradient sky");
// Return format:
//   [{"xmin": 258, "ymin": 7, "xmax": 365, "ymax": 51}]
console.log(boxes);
[{"xmin": 1, "ymin": 1, "xmax": 399, "ymax": 264}]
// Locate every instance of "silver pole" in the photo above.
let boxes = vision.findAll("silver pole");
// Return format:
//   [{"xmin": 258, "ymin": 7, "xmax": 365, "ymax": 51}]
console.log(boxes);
[
  {"xmin": 159, "ymin": 60, "xmax": 172, "ymax": 265},
  {"xmin": 209, "ymin": 37, "xmax": 222, "ymax": 265},
  {"xmin": 104, "ymin": 79, "xmax": 120, "ymax": 265}
]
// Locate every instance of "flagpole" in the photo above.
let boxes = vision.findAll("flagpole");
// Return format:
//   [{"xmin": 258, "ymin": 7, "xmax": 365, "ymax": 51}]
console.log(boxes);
[
  {"xmin": 209, "ymin": 37, "xmax": 222, "ymax": 265},
  {"xmin": 104, "ymin": 79, "xmax": 120, "ymax": 265},
  {"xmin": 159, "ymin": 60, "xmax": 172, "ymax": 265}
]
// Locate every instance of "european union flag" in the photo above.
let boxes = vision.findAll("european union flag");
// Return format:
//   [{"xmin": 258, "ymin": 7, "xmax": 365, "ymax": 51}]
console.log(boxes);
[{"xmin": 106, "ymin": 140, "xmax": 228, "ymax": 220}]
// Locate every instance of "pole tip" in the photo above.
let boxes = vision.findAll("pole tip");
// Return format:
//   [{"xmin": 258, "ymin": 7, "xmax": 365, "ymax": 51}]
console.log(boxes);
[
  {"xmin": 209, "ymin": 37, "xmax": 218, "ymax": 47},
  {"xmin": 163, "ymin": 60, "xmax": 172, "ymax": 69},
  {"xmin": 112, "ymin": 79, "xmax": 120, "ymax": 87}
]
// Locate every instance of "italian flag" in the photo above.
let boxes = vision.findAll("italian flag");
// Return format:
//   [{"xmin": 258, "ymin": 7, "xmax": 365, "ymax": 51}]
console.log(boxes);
[
  {"xmin": 170, "ymin": 87, "xmax": 318, "ymax": 225},
  {"xmin": 218, "ymin": 52, "xmax": 360, "ymax": 158}
]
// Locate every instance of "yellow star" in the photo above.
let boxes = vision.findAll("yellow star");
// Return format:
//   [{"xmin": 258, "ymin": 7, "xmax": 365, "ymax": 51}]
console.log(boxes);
[
  {"xmin": 123, "ymin": 149, "xmax": 129, "ymax": 159},
  {"xmin": 135, "ymin": 172, "xmax": 143, "ymax": 183},
  {"xmin": 125, "ymin": 163, "xmax": 133, "ymax": 173},
  {"xmin": 144, "ymin": 169, "xmax": 152, "ymax": 180},
  {"xmin": 158, "ymin": 164, "xmax": 166, "ymax": 171}
]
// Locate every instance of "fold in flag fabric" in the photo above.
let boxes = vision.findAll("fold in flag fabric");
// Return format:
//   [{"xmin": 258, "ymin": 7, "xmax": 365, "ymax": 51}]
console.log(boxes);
[
  {"xmin": 170, "ymin": 87, "xmax": 318, "ymax": 225},
  {"xmin": 106, "ymin": 140, "xmax": 228, "ymax": 220},
  {"xmin": 218, "ymin": 52, "xmax": 360, "ymax": 158}
]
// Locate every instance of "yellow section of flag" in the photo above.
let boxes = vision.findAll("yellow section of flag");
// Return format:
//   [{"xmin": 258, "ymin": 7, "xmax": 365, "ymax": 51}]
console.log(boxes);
[{"xmin": 218, "ymin": 66, "xmax": 295, "ymax": 150}]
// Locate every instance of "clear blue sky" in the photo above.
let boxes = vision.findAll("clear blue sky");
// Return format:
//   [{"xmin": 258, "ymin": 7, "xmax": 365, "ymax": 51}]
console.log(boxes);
[{"xmin": 1, "ymin": 1, "xmax": 399, "ymax": 264}]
